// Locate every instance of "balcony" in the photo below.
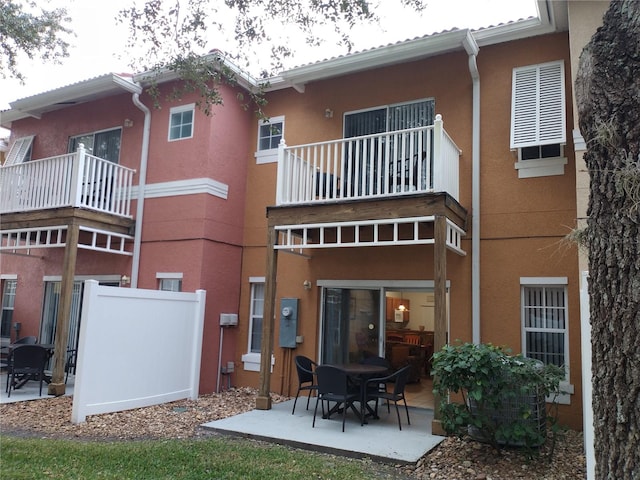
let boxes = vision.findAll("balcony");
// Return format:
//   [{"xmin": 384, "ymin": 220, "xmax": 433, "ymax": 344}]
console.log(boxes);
[
  {"xmin": 0, "ymin": 145, "xmax": 135, "ymax": 218},
  {"xmin": 276, "ymin": 115, "xmax": 460, "ymax": 206}
]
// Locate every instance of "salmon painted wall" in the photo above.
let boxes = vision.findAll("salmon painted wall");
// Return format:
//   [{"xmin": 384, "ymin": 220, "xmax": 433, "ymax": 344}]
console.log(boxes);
[
  {"xmin": 3, "ymin": 81, "xmax": 252, "ymax": 394},
  {"xmin": 132, "ymin": 82, "xmax": 253, "ymax": 392},
  {"xmin": 7, "ymin": 93, "xmax": 145, "ymax": 171},
  {"xmin": 2, "ymin": 92, "xmax": 145, "ymax": 341},
  {"xmin": 235, "ymin": 32, "xmax": 582, "ymax": 428}
]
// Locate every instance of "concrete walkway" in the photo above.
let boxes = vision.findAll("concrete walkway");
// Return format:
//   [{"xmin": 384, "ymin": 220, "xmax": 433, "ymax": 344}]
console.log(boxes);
[
  {"xmin": 0, "ymin": 373, "xmax": 74, "ymax": 404},
  {"xmin": 202, "ymin": 398, "xmax": 444, "ymax": 464}
]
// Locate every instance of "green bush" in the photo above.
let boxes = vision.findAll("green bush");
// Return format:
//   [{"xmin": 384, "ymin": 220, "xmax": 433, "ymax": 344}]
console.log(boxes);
[{"xmin": 431, "ymin": 342, "xmax": 564, "ymax": 451}]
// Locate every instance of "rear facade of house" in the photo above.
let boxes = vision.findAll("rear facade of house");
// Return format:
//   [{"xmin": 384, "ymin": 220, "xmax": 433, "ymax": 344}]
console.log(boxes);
[{"xmin": 1, "ymin": 1, "xmax": 608, "ymax": 430}]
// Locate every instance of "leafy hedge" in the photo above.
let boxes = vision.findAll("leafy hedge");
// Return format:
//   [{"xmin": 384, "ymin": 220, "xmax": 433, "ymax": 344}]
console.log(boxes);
[{"xmin": 432, "ymin": 342, "xmax": 564, "ymax": 451}]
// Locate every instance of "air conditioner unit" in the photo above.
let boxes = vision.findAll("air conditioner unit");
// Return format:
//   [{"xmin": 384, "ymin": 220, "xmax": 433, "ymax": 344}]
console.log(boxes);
[{"xmin": 219, "ymin": 313, "xmax": 238, "ymax": 326}]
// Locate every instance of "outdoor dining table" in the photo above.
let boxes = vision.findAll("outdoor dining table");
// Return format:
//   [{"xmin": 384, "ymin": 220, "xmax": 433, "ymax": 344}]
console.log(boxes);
[{"xmin": 329, "ymin": 363, "xmax": 388, "ymax": 424}]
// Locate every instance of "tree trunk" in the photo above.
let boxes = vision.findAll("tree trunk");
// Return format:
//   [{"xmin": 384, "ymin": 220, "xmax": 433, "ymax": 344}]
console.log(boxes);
[{"xmin": 575, "ymin": 2, "xmax": 640, "ymax": 478}]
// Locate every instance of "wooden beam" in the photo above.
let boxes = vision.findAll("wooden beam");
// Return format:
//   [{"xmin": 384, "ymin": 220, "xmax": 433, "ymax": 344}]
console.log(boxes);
[
  {"xmin": 432, "ymin": 214, "xmax": 448, "ymax": 435},
  {"xmin": 0, "ymin": 207, "xmax": 133, "ymax": 233},
  {"xmin": 48, "ymin": 223, "xmax": 79, "ymax": 396},
  {"xmin": 256, "ymin": 226, "xmax": 278, "ymax": 410},
  {"xmin": 267, "ymin": 192, "xmax": 467, "ymax": 230}
]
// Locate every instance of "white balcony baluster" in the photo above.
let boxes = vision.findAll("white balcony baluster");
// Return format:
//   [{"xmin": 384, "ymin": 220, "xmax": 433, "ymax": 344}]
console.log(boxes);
[
  {"xmin": 0, "ymin": 145, "xmax": 135, "ymax": 218},
  {"xmin": 275, "ymin": 114, "xmax": 460, "ymax": 206}
]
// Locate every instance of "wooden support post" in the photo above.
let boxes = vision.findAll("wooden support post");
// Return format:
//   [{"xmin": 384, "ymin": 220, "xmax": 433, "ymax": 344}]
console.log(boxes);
[
  {"xmin": 48, "ymin": 223, "xmax": 79, "ymax": 396},
  {"xmin": 256, "ymin": 226, "xmax": 278, "ymax": 410},
  {"xmin": 432, "ymin": 215, "xmax": 448, "ymax": 435}
]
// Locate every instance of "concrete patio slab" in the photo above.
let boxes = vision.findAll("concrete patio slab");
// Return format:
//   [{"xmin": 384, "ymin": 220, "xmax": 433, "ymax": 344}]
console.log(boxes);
[
  {"xmin": 202, "ymin": 398, "xmax": 444, "ymax": 464},
  {"xmin": 0, "ymin": 373, "xmax": 74, "ymax": 404}
]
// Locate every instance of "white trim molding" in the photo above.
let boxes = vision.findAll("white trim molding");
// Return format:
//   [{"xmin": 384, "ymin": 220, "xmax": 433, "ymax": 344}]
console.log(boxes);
[
  {"xmin": 156, "ymin": 272, "xmax": 184, "ymax": 279},
  {"xmin": 132, "ymin": 178, "xmax": 229, "ymax": 200},
  {"xmin": 572, "ymin": 128, "xmax": 587, "ymax": 152},
  {"xmin": 241, "ymin": 352, "xmax": 275, "ymax": 372},
  {"xmin": 520, "ymin": 276, "xmax": 568, "ymax": 285},
  {"xmin": 514, "ymin": 156, "xmax": 568, "ymax": 178}
]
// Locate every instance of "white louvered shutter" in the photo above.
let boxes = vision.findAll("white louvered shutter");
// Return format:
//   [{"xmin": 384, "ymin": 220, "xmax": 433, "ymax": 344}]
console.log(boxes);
[
  {"xmin": 510, "ymin": 61, "xmax": 566, "ymax": 149},
  {"xmin": 5, "ymin": 136, "xmax": 34, "ymax": 165}
]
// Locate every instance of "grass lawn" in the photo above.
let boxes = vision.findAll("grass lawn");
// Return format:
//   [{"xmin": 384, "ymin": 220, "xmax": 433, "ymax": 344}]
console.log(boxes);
[{"xmin": 0, "ymin": 435, "xmax": 395, "ymax": 479}]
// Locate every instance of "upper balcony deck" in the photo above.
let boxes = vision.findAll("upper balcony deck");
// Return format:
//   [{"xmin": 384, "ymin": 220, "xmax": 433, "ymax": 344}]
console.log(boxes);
[
  {"xmin": 269, "ymin": 115, "xmax": 467, "ymax": 254},
  {"xmin": 276, "ymin": 115, "xmax": 460, "ymax": 206},
  {"xmin": 0, "ymin": 144, "xmax": 135, "ymax": 219}
]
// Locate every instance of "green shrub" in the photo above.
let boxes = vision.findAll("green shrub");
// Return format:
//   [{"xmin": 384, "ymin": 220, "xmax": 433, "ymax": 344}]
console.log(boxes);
[{"xmin": 431, "ymin": 342, "xmax": 564, "ymax": 451}]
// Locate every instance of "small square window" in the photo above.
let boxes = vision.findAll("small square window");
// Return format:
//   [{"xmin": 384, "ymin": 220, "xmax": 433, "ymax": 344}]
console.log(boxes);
[
  {"xmin": 258, "ymin": 122, "xmax": 283, "ymax": 151},
  {"xmin": 168, "ymin": 105, "xmax": 195, "ymax": 141},
  {"xmin": 255, "ymin": 116, "xmax": 285, "ymax": 164},
  {"xmin": 159, "ymin": 278, "xmax": 182, "ymax": 292}
]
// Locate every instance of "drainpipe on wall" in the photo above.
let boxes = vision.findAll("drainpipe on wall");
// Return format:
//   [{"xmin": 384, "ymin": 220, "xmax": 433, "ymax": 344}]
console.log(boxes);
[
  {"xmin": 463, "ymin": 32, "xmax": 481, "ymax": 345},
  {"xmin": 130, "ymin": 92, "xmax": 151, "ymax": 288}
]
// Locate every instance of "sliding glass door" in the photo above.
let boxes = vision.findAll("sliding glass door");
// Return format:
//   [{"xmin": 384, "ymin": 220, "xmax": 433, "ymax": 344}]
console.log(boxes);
[
  {"xmin": 39, "ymin": 280, "xmax": 120, "ymax": 359},
  {"xmin": 321, "ymin": 288, "xmax": 381, "ymax": 364}
]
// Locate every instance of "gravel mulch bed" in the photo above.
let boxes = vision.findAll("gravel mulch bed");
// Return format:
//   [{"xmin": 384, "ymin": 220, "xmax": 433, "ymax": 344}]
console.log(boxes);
[{"xmin": 0, "ymin": 387, "xmax": 586, "ymax": 479}]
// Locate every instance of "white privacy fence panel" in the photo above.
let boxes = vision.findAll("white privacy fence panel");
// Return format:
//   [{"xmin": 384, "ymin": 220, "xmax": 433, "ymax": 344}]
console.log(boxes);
[{"xmin": 71, "ymin": 280, "xmax": 206, "ymax": 423}]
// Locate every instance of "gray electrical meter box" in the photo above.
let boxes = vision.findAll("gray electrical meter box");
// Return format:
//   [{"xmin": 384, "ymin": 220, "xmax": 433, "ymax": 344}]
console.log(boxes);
[{"xmin": 279, "ymin": 298, "xmax": 299, "ymax": 348}]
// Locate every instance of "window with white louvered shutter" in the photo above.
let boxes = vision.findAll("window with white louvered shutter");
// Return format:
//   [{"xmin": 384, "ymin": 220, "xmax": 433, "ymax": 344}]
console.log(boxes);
[
  {"xmin": 510, "ymin": 61, "xmax": 566, "ymax": 149},
  {"xmin": 4, "ymin": 136, "xmax": 34, "ymax": 166}
]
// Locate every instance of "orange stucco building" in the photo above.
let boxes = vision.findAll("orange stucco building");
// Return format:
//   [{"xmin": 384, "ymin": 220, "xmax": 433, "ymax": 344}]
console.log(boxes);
[{"xmin": 1, "ymin": 1, "xmax": 610, "ymax": 431}]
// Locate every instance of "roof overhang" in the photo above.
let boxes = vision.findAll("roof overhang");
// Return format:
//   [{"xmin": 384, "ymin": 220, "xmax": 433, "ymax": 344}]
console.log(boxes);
[
  {"xmin": 265, "ymin": 0, "xmax": 567, "ymax": 92},
  {"xmin": 277, "ymin": 29, "xmax": 473, "ymax": 92},
  {"xmin": 0, "ymin": 74, "xmax": 142, "ymax": 128},
  {"xmin": 131, "ymin": 51, "xmax": 262, "ymax": 94},
  {"xmin": 0, "ymin": 0, "xmax": 568, "ymax": 124}
]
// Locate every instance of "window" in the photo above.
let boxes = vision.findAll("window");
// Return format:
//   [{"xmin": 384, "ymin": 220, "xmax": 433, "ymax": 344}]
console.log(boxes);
[
  {"xmin": 521, "ymin": 277, "xmax": 573, "ymax": 404},
  {"xmin": 511, "ymin": 61, "xmax": 567, "ymax": 178},
  {"xmin": 5, "ymin": 136, "xmax": 34, "ymax": 165},
  {"xmin": 249, "ymin": 282, "xmax": 265, "ymax": 353},
  {"xmin": 1, "ymin": 279, "xmax": 17, "ymax": 339},
  {"xmin": 69, "ymin": 128, "xmax": 122, "ymax": 163},
  {"xmin": 159, "ymin": 279, "xmax": 182, "ymax": 292},
  {"xmin": 520, "ymin": 143, "xmax": 562, "ymax": 161},
  {"xmin": 168, "ymin": 104, "xmax": 195, "ymax": 141},
  {"xmin": 241, "ymin": 277, "xmax": 273, "ymax": 372},
  {"xmin": 255, "ymin": 116, "xmax": 284, "ymax": 164},
  {"xmin": 156, "ymin": 273, "xmax": 183, "ymax": 292}
]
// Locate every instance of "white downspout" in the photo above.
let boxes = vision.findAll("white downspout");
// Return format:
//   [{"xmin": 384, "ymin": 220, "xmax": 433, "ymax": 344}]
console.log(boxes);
[
  {"xmin": 464, "ymin": 32, "xmax": 481, "ymax": 345},
  {"xmin": 130, "ymin": 92, "xmax": 151, "ymax": 288}
]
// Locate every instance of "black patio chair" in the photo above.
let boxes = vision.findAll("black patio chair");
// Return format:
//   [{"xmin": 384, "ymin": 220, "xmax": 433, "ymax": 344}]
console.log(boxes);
[
  {"xmin": 312, "ymin": 365, "xmax": 360, "ymax": 432},
  {"xmin": 5, "ymin": 344, "xmax": 49, "ymax": 398},
  {"xmin": 361, "ymin": 355, "xmax": 392, "ymax": 413},
  {"xmin": 364, "ymin": 365, "xmax": 412, "ymax": 430},
  {"xmin": 65, "ymin": 348, "xmax": 77, "ymax": 384},
  {"xmin": 292, "ymin": 355, "xmax": 318, "ymax": 414},
  {"xmin": 2, "ymin": 336, "xmax": 38, "ymax": 373}
]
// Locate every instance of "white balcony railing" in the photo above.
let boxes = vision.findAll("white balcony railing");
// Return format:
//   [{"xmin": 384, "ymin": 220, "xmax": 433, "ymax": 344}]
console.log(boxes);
[
  {"xmin": 276, "ymin": 114, "xmax": 461, "ymax": 206},
  {"xmin": 0, "ymin": 144, "xmax": 135, "ymax": 218}
]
